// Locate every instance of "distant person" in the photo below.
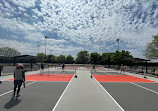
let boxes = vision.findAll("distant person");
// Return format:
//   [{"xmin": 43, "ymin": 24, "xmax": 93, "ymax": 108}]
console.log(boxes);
[
  {"xmin": 93, "ymin": 65, "xmax": 96, "ymax": 71},
  {"xmin": 0, "ymin": 66, "xmax": 2, "ymax": 84},
  {"xmin": 0, "ymin": 66, "xmax": 2, "ymax": 76},
  {"xmin": 152, "ymin": 68, "xmax": 156, "ymax": 74},
  {"xmin": 40, "ymin": 63, "xmax": 44, "ymax": 74},
  {"xmin": 93, "ymin": 65, "xmax": 95, "ymax": 69},
  {"xmin": 90, "ymin": 65, "xmax": 96, "ymax": 78},
  {"xmin": 120, "ymin": 64, "xmax": 125, "ymax": 74},
  {"xmin": 62, "ymin": 63, "xmax": 65, "ymax": 72},
  {"xmin": 13, "ymin": 64, "xmax": 25, "ymax": 97},
  {"xmin": 91, "ymin": 64, "xmax": 96, "ymax": 73}
]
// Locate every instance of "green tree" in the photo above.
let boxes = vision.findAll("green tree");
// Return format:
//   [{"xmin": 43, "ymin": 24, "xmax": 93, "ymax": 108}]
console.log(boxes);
[
  {"xmin": 145, "ymin": 35, "xmax": 158, "ymax": 59},
  {"xmin": 111, "ymin": 50, "xmax": 133, "ymax": 64},
  {"xmin": 47, "ymin": 55, "xmax": 56, "ymax": 63},
  {"xmin": 56, "ymin": 55, "xmax": 66, "ymax": 63},
  {"xmin": 75, "ymin": 50, "xmax": 89, "ymax": 64},
  {"xmin": 65, "ymin": 55, "xmax": 74, "ymax": 64},
  {"xmin": 101, "ymin": 53, "xmax": 111, "ymax": 65},
  {"xmin": 0, "ymin": 47, "xmax": 21, "ymax": 57},
  {"xmin": 37, "ymin": 53, "xmax": 46, "ymax": 63},
  {"xmin": 90, "ymin": 52, "xmax": 101, "ymax": 64}
]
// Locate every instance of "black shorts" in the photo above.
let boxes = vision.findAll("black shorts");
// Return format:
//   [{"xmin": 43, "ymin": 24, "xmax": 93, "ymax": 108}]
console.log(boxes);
[{"xmin": 14, "ymin": 80, "xmax": 23, "ymax": 86}]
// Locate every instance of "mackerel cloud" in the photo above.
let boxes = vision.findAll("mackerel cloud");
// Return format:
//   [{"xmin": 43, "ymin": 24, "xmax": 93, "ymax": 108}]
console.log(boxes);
[{"xmin": 0, "ymin": 0, "xmax": 158, "ymax": 57}]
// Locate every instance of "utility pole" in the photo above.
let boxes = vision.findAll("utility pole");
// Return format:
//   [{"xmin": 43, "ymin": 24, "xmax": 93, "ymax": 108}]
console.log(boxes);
[
  {"xmin": 37, "ymin": 44, "xmax": 40, "ymax": 55},
  {"xmin": 45, "ymin": 36, "xmax": 49, "ymax": 59},
  {"xmin": 116, "ymin": 38, "xmax": 120, "ymax": 51}
]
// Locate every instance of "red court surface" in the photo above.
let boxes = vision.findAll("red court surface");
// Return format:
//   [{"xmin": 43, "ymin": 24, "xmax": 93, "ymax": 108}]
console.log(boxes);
[
  {"xmin": 8, "ymin": 74, "xmax": 73, "ymax": 81},
  {"xmin": 93, "ymin": 75, "xmax": 155, "ymax": 82}
]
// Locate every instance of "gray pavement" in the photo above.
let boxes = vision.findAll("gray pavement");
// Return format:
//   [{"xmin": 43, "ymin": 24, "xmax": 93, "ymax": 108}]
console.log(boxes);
[
  {"xmin": 53, "ymin": 68, "xmax": 124, "ymax": 111},
  {"xmin": 1, "ymin": 67, "xmax": 158, "ymax": 111},
  {"xmin": 0, "ymin": 81, "xmax": 32, "ymax": 95},
  {"xmin": 0, "ymin": 82, "xmax": 68, "ymax": 111},
  {"xmin": 101, "ymin": 82, "xmax": 158, "ymax": 111}
]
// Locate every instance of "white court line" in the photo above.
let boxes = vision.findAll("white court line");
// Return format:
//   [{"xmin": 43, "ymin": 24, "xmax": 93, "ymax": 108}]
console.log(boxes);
[
  {"xmin": 46, "ymin": 70, "xmax": 75, "ymax": 74},
  {"xmin": 106, "ymin": 72, "xmax": 111, "ymax": 75},
  {"xmin": 130, "ymin": 82, "xmax": 158, "ymax": 95},
  {"xmin": 52, "ymin": 74, "xmax": 74, "ymax": 111},
  {"xmin": 35, "ymin": 81, "xmax": 69, "ymax": 83},
  {"xmin": 0, "ymin": 81, "xmax": 36, "ymax": 97},
  {"xmin": 92, "ymin": 74, "xmax": 125, "ymax": 111}
]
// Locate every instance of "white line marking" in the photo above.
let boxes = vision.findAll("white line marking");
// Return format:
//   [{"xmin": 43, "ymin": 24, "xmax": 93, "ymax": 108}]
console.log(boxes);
[
  {"xmin": 130, "ymin": 82, "xmax": 158, "ymax": 95},
  {"xmin": 106, "ymin": 73, "xmax": 110, "ymax": 75},
  {"xmin": 93, "ymin": 75, "xmax": 125, "ymax": 111},
  {"xmin": 0, "ymin": 81, "xmax": 36, "ymax": 97},
  {"xmin": 35, "ymin": 81, "xmax": 69, "ymax": 83},
  {"xmin": 99, "ymin": 82, "xmax": 156, "ymax": 83},
  {"xmin": 52, "ymin": 74, "xmax": 74, "ymax": 111}
]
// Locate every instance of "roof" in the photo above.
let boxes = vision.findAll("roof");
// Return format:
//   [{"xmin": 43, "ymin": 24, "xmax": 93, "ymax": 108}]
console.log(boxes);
[
  {"xmin": 11, "ymin": 55, "xmax": 37, "ymax": 59},
  {"xmin": 123, "ymin": 57, "xmax": 150, "ymax": 62}
]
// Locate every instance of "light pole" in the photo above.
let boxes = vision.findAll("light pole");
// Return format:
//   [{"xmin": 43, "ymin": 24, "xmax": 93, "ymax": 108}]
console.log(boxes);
[
  {"xmin": 45, "ymin": 36, "xmax": 49, "ymax": 59},
  {"xmin": 116, "ymin": 38, "xmax": 120, "ymax": 51},
  {"xmin": 37, "ymin": 44, "xmax": 40, "ymax": 55},
  {"xmin": 50, "ymin": 49, "xmax": 52, "ymax": 55}
]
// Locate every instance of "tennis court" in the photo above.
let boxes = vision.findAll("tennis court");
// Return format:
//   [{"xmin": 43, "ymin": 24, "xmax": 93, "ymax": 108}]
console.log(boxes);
[
  {"xmin": 0, "ymin": 67, "xmax": 158, "ymax": 111},
  {"xmin": 92, "ymin": 69, "xmax": 158, "ymax": 111},
  {"xmin": 0, "ymin": 68, "xmax": 75, "ymax": 111}
]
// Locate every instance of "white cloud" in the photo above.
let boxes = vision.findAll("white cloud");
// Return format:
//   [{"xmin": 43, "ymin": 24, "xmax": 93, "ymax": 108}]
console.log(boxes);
[
  {"xmin": 18, "ymin": 6, "xmax": 26, "ymax": 12},
  {"xmin": 0, "ymin": 38, "xmax": 81, "ymax": 56},
  {"xmin": 0, "ymin": 39, "xmax": 36, "ymax": 55},
  {"xmin": 25, "ymin": 32, "xmax": 44, "ymax": 41},
  {"xmin": 0, "ymin": 0, "xmax": 158, "ymax": 58},
  {"xmin": 11, "ymin": 0, "xmax": 36, "ymax": 8},
  {"xmin": 0, "ymin": 16, "xmax": 35, "ymax": 32},
  {"xmin": 10, "ymin": 35, "xmax": 18, "ymax": 39},
  {"xmin": 47, "ymin": 38, "xmax": 67, "ymax": 44}
]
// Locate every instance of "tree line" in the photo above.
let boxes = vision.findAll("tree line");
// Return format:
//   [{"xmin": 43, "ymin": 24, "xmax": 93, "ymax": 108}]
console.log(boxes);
[
  {"xmin": 37, "ymin": 50, "xmax": 133, "ymax": 65},
  {"xmin": 0, "ymin": 47, "xmax": 133, "ymax": 65}
]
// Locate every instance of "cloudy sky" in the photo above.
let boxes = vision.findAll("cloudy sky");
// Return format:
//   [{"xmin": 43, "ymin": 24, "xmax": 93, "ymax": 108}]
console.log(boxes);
[{"xmin": 0, "ymin": 0, "xmax": 158, "ymax": 58}]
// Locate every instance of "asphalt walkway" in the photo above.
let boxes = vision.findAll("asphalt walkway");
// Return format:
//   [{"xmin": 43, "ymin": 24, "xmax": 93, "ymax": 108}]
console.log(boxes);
[{"xmin": 53, "ymin": 68, "xmax": 124, "ymax": 111}]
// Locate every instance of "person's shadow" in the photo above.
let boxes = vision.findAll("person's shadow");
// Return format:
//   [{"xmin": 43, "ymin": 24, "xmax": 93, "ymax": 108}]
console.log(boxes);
[{"xmin": 4, "ymin": 96, "xmax": 21, "ymax": 109}]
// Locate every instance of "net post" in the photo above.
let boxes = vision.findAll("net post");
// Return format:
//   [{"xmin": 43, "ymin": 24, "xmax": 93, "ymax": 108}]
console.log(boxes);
[
  {"xmin": 91, "ymin": 69, "xmax": 93, "ymax": 78},
  {"xmin": 75, "ymin": 69, "xmax": 77, "ymax": 78}
]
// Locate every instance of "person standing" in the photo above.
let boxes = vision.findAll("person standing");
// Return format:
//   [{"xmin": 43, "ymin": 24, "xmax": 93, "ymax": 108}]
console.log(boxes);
[
  {"xmin": 90, "ymin": 65, "xmax": 96, "ymax": 78},
  {"xmin": 0, "ymin": 66, "xmax": 2, "ymax": 84},
  {"xmin": 92, "ymin": 65, "xmax": 96, "ymax": 72},
  {"xmin": 13, "ymin": 64, "xmax": 25, "ymax": 97},
  {"xmin": 62, "ymin": 63, "xmax": 65, "ymax": 72},
  {"xmin": 40, "ymin": 63, "xmax": 44, "ymax": 74},
  {"xmin": 0, "ymin": 66, "xmax": 2, "ymax": 76},
  {"xmin": 120, "ymin": 64, "xmax": 125, "ymax": 74}
]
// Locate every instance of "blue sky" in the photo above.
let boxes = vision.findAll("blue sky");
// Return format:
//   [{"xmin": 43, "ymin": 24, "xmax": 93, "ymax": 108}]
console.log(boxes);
[{"xmin": 0, "ymin": 0, "xmax": 158, "ymax": 58}]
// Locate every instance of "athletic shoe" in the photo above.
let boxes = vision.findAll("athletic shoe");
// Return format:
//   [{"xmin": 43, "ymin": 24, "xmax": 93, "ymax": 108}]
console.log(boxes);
[
  {"xmin": 12, "ymin": 94, "xmax": 15, "ymax": 97},
  {"xmin": 16, "ymin": 95, "xmax": 20, "ymax": 97}
]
